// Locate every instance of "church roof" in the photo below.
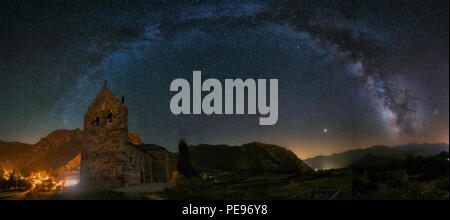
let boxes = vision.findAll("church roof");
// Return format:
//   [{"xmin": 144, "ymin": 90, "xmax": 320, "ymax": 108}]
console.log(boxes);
[
  {"xmin": 136, "ymin": 144, "xmax": 168, "ymax": 152},
  {"xmin": 86, "ymin": 85, "xmax": 126, "ymax": 113},
  {"xmin": 94, "ymin": 86, "xmax": 122, "ymax": 104}
]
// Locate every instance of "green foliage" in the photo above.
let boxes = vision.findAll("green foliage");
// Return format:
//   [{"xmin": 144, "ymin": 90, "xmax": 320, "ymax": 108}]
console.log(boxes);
[
  {"xmin": 406, "ymin": 151, "xmax": 449, "ymax": 180},
  {"xmin": 0, "ymin": 176, "xmax": 6, "ymax": 190},
  {"xmin": 350, "ymin": 154, "xmax": 401, "ymax": 173},
  {"xmin": 0, "ymin": 168, "xmax": 31, "ymax": 191}
]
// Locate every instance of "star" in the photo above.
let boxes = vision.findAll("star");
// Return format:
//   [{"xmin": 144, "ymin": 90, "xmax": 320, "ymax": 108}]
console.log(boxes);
[{"xmin": 0, "ymin": 0, "xmax": 448, "ymax": 158}]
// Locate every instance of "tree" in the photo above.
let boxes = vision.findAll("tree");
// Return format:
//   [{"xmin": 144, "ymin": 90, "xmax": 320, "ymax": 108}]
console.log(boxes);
[
  {"xmin": 7, "ymin": 169, "xmax": 17, "ymax": 190},
  {"xmin": 177, "ymin": 140, "xmax": 196, "ymax": 177},
  {"xmin": 0, "ymin": 168, "xmax": 6, "ymax": 190}
]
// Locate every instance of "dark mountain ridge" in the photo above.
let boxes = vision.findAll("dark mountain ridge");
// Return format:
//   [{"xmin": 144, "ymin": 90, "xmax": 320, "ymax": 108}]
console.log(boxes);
[
  {"xmin": 3, "ymin": 129, "xmax": 446, "ymax": 176},
  {"xmin": 1, "ymin": 132, "xmax": 312, "ymax": 176},
  {"xmin": 304, "ymin": 143, "xmax": 449, "ymax": 170},
  {"xmin": 0, "ymin": 129, "xmax": 83, "ymax": 174},
  {"xmin": 189, "ymin": 142, "xmax": 313, "ymax": 175}
]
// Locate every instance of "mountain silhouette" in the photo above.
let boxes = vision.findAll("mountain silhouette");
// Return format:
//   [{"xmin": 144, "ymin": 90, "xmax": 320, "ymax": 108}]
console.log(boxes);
[
  {"xmin": 0, "ymin": 129, "xmax": 83, "ymax": 174},
  {"xmin": 189, "ymin": 142, "xmax": 313, "ymax": 175},
  {"xmin": 304, "ymin": 143, "xmax": 449, "ymax": 170},
  {"xmin": 1, "ymin": 131, "xmax": 312, "ymax": 176}
]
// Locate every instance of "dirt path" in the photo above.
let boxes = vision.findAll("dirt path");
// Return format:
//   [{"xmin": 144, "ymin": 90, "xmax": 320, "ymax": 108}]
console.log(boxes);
[{"xmin": 0, "ymin": 189, "xmax": 32, "ymax": 200}]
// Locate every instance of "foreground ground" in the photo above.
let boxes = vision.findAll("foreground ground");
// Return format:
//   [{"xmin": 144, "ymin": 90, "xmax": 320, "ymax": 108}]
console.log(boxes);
[
  {"xmin": 161, "ymin": 169, "xmax": 449, "ymax": 200},
  {"xmin": 0, "ymin": 189, "xmax": 31, "ymax": 200},
  {"xmin": 4, "ymin": 167, "xmax": 447, "ymax": 200}
]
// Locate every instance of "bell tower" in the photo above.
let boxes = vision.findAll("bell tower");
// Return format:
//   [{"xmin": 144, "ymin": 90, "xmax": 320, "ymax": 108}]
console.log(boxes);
[
  {"xmin": 80, "ymin": 83, "xmax": 130, "ymax": 189},
  {"xmin": 83, "ymin": 84, "xmax": 128, "ymax": 142}
]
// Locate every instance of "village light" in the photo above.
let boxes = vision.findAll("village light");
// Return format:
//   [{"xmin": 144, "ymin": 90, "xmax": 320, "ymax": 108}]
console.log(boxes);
[{"xmin": 65, "ymin": 179, "xmax": 79, "ymax": 187}]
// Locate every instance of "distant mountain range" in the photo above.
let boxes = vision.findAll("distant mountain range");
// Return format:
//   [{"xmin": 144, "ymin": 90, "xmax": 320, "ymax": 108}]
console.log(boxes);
[
  {"xmin": 0, "ymin": 131, "xmax": 313, "ymax": 176},
  {"xmin": 304, "ymin": 143, "xmax": 449, "ymax": 170},
  {"xmin": 190, "ymin": 142, "xmax": 313, "ymax": 175},
  {"xmin": 2, "ymin": 129, "xmax": 446, "ymax": 175}
]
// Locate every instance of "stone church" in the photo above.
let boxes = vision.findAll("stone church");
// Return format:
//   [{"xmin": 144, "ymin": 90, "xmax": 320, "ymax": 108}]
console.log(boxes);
[{"xmin": 80, "ymin": 84, "xmax": 173, "ymax": 190}]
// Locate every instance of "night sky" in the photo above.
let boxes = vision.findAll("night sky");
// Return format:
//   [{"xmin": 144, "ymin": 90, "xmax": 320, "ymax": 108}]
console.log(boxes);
[{"xmin": 1, "ymin": 0, "xmax": 448, "ymax": 159}]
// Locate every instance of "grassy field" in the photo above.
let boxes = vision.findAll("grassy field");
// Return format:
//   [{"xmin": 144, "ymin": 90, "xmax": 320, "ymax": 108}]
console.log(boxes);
[
  {"xmin": 159, "ymin": 168, "xmax": 449, "ymax": 200},
  {"xmin": 2, "ymin": 166, "xmax": 447, "ymax": 200},
  {"xmin": 2, "ymin": 170, "xmax": 447, "ymax": 200}
]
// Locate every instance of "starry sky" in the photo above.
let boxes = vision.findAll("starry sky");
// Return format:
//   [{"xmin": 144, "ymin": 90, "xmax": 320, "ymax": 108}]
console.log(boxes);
[{"xmin": 1, "ymin": 0, "xmax": 448, "ymax": 159}]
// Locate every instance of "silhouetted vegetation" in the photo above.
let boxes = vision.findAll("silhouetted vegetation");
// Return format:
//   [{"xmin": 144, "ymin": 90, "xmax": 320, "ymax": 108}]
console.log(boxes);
[
  {"xmin": 177, "ymin": 140, "xmax": 197, "ymax": 178},
  {"xmin": 162, "ymin": 151, "xmax": 449, "ymax": 200},
  {"xmin": 1, "ymin": 149, "xmax": 447, "ymax": 200},
  {"xmin": 406, "ymin": 152, "xmax": 449, "ymax": 181},
  {"xmin": 0, "ymin": 168, "xmax": 31, "ymax": 192}
]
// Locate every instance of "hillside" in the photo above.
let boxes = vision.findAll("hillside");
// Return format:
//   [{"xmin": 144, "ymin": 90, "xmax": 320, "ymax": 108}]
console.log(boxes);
[
  {"xmin": 0, "ymin": 140, "xmax": 32, "ymax": 163},
  {"xmin": 0, "ymin": 129, "xmax": 83, "ymax": 174},
  {"xmin": 190, "ymin": 142, "xmax": 313, "ymax": 175},
  {"xmin": 55, "ymin": 153, "xmax": 81, "ymax": 179},
  {"xmin": 304, "ymin": 143, "xmax": 449, "ymax": 170},
  {"xmin": 0, "ymin": 130, "xmax": 151, "ymax": 177},
  {"xmin": 348, "ymin": 154, "xmax": 399, "ymax": 171}
]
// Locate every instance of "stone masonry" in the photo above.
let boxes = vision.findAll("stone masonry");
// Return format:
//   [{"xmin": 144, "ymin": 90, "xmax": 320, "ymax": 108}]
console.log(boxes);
[{"xmin": 80, "ymin": 85, "xmax": 170, "ymax": 190}]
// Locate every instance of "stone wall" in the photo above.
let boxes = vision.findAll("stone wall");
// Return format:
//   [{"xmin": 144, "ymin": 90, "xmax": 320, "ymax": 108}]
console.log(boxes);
[
  {"xmin": 80, "ymin": 141, "xmax": 154, "ymax": 190},
  {"xmin": 80, "ymin": 86, "xmax": 170, "ymax": 190},
  {"xmin": 80, "ymin": 87, "xmax": 132, "ymax": 190},
  {"xmin": 122, "ymin": 143, "xmax": 153, "ymax": 186},
  {"xmin": 80, "ymin": 143, "xmax": 126, "ymax": 190},
  {"xmin": 144, "ymin": 149, "xmax": 173, "ymax": 183}
]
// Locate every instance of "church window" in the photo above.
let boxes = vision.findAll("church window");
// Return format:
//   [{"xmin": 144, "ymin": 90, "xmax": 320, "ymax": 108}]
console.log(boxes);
[
  {"xmin": 107, "ymin": 113, "xmax": 113, "ymax": 124},
  {"xmin": 94, "ymin": 117, "xmax": 100, "ymax": 127}
]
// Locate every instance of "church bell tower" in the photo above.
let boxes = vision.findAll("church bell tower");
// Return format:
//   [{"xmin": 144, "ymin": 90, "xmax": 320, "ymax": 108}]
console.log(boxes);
[{"xmin": 80, "ymin": 83, "xmax": 130, "ymax": 189}]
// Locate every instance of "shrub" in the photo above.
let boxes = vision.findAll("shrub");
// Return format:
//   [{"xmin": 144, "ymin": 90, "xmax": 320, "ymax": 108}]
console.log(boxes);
[
  {"xmin": 177, "ymin": 140, "xmax": 197, "ymax": 177},
  {"xmin": 352, "ymin": 178, "xmax": 379, "ymax": 196}
]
